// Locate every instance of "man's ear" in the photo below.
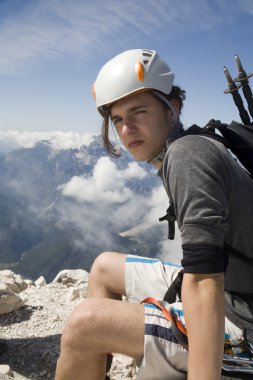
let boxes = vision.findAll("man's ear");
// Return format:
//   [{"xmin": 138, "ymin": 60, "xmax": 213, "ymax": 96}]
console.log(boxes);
[
  {"xmin": 167, "ymin": 99, "xmax": 180, "ymax": 121},
  {"xmin": 171, "ymin": 99, "xmax": 180, "ymax": 116}
]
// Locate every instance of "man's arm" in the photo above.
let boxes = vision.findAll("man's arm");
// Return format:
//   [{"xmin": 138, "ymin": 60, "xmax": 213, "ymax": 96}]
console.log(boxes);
[{"xmin": 182, "ymin": 272, "xmax": 224, "ymax": 380}]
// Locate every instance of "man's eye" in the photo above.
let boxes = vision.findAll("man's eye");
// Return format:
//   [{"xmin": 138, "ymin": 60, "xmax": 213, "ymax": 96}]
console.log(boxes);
[{"xmin": 113, "ymin": 118, "xmax": 122, "ymax": 127}]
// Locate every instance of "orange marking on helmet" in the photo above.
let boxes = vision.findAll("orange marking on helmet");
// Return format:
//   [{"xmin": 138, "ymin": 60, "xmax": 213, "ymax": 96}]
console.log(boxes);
[
  {"xmin": 92, "ymin": 83, "xmax": 96, "ymax": 100},
  {"xmin": 135, "ymin": 62, "xmax": 144, "ymax": 81}
]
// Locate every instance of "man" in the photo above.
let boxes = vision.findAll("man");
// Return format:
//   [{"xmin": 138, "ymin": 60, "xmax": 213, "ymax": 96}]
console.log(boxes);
[{"xmin": 55, "ymin": 49, "xmax": 253, "ymax": 380}]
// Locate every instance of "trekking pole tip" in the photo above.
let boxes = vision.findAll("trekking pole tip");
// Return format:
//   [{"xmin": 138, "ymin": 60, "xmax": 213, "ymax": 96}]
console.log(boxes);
[
  {"xmin": 235, "ymin": 55, "xmax": 245, "ymax": 78},
  {"xmin": 224, "ymin": 66, "xmax": 239, "ymax": 93},
  {"xmin": 234, "ymin": 54, "xmax": 253, "ymax": 82}
]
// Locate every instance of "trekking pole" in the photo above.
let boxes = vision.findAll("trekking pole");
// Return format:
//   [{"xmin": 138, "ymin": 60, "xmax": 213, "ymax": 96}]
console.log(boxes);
[
  {"xmin": 223, "ymin": 65, "xmax": 251, "ymax": 125},
  {"xmin": 234, "ymin": 55, "xmax": 253, "ymax": 122}
]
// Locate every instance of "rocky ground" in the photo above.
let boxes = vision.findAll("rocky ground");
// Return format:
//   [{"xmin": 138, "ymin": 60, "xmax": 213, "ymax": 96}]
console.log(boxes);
[{"xmin": 0, "ymin": 270, "xmax": 136, "ymax": 380}]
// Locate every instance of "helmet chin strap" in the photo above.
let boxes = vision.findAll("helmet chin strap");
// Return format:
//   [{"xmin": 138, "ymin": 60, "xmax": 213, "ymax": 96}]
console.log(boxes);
[
  {"xmin": 152, "ymin": 90, "xmax": 178, "ymax": 119},
  {"xmin": 147, "ymin": 137, "xmax": 172, "ymax": 167},
  {"xmin": 147, "ymin": 134, "xmax": 176, "ymax": 167}
]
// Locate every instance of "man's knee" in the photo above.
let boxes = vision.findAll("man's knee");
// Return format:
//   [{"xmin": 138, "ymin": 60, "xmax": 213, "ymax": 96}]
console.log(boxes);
[
  {"xmin": 89, "ymin": 252, "xmax": 115, "ymax": 283},
  {"xmin": 89, "ymin": 252, "xmax": 126, "ymax": 297},
  {"xmin": 61, "ymin": 299, "xmax": 101, "ymax": 350}
]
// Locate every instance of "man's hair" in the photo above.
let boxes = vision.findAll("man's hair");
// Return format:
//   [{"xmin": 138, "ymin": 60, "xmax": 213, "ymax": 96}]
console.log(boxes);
[{"xmin": 102, "ymin": 85, "xmax": 186, "ymax": 158}]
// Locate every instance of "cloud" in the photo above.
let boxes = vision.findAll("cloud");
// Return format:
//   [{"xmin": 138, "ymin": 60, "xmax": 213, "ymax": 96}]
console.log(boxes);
[
  {"xmin": 58, "ymin": 155, "xmax": 183, "ymax": 263},
  {"xmin": 0, "ymin": 130, "xmax": 95, "ymax": 152},
  {"xmin": 124, "ymin": 162, "xmax": 147, "ymax": 180},
  {"xmin": 60, "ymin": 155, "xmax": 155, "ymax": 233},
  {"xmin": 61, "ymin": 156, "xmax": 147, "ymax": 204},
  {"xmin": 0, "ymin": 0, "xmax": 248, "ymax": 74},
  {"xmin": 158, "ymin": 227, "xmax": 183, "ymax": 266}
]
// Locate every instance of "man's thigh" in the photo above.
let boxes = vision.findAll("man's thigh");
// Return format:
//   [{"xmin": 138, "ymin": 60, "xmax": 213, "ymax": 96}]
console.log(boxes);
[{"xmin": 69, "ymin": 298, "xmax": 145, "ymax": 360}]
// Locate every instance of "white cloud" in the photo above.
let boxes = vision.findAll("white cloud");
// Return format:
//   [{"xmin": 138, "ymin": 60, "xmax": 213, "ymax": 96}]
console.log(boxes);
[
  {"xmin": 61, "ymin": 174, "xmax": 132, "ymax": 204},
  {"xmin": 61, "ymin": 157, "xmax": 147, "ymax": 204},
  {"xmin": 123, "ymin": 162, "xmax": 147, "ymax": 180},
  {"xmin": 144, "ymin": 186, "xmax": 169, "ymax": 223},
  {"xmin": 0, "ymin": 0, "xmax": 246, "ymax": 74},
  {"xmin": 158, "ymin": 226, "xmax": 183, "ymax": 266},
  {"xmin": 0, "ymin": 130, "xmax": 95, "ymax": 151}
]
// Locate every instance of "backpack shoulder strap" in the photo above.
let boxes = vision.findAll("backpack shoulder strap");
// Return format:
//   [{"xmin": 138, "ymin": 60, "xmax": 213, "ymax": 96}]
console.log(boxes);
[{"xmin": 163, "ymin": 270, "xmax": 183, "ymax": 303}]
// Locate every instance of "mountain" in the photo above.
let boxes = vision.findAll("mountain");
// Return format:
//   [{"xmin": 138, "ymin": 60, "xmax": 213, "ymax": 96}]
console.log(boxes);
[{"xmin": 0, "ymin": 136, "xmax": 166, "ymax": 281}]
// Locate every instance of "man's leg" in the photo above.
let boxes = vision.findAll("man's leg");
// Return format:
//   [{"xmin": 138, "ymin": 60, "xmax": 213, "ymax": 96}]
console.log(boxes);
[
  {"xmin": 55, "ymin": 298, "xmax": 144, "ymax": 380},
  {"xmin": 88, "ymin": 252, "xmax": 127, "ymax": 299},
  {"xmin": 55, "ymin": 252, "xmax": 136, "ymax": 379}
]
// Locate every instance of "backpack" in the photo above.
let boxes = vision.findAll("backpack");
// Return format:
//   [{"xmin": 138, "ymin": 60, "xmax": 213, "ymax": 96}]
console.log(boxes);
[{"xmin": 184, "ymin": 119, "xmax": 253, "ymax": 177}]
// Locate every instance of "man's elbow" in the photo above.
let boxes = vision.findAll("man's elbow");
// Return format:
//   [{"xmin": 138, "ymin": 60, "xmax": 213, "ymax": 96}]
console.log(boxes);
[{"xmin": 183, "ymin": 272, "xmax": 224, "ymax": 292}]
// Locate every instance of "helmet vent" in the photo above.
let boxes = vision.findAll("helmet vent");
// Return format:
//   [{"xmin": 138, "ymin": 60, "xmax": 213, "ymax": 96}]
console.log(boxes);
[
  {"xmin": 142, "ymin": 51, "xmax": 154, "ymax": 67},
  {"xmin": 143, "ymin": 52, "xmax": 153, "ymax": 57}
]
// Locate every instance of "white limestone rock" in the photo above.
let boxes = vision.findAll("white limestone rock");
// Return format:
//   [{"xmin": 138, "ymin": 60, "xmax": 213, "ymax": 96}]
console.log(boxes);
[
  {"xmin": 24, "ymin": 279, "xmax": 34, "ymax": 287},
  {"xmin": 0, "ymin": 270, "xmax": 28, "ymax": 294},
  {"xmin": 67, "ymin": 285, "xmax": 88, "ymax": 301},
  {"xmin": 0, "ymin": 374, "xmax": 10, "ymax": 380},
  {"xmin": 53, "ymin": 269, "xmax": 89, "ymax": 287},
  {"xmin": 0, "ymin": 365, "xmax": 12, "ymax": 376},
  {"xmin": 34, "ymin": 276, "xmax": 47, "ymax": 288},
  {"xmin": 0, "ymin": 289, "xmax": 25, "ymax": 315}
]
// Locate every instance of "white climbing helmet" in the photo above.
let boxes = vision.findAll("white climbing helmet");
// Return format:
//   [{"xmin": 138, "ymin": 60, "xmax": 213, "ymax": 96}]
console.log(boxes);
[{"xmin": 93, "ymin": 49, "xmax": 174, "ymax": 116}]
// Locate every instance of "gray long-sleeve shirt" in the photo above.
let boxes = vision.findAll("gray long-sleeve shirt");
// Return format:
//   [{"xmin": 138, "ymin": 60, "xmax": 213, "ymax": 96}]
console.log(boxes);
[{"xmin": 161, "ymin": 134, "xmax": 253, "ymax": 293}]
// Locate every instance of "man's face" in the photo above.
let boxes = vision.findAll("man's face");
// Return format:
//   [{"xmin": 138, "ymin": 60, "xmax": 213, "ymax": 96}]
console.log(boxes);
[{"xmin": 110, "ymin": 91, "xmax": 174, "ymax": 163}]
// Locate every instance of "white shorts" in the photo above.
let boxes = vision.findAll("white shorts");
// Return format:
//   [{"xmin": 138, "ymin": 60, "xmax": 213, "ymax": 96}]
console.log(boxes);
[{"xmin": 124, "ymin": 254, "xmax": 243, "ymax": 380}]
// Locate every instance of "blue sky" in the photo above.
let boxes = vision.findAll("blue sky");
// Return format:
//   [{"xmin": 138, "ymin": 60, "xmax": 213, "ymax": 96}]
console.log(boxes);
[{"xmin": 0, "ymin": 0, "xmax": 253, "ymax": 137}]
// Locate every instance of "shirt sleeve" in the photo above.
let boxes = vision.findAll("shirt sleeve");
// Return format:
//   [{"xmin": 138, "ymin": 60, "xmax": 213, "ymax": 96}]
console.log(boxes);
[{"xmin": 163, "ymin": 136, "xmax": 231, "ymax": 274}]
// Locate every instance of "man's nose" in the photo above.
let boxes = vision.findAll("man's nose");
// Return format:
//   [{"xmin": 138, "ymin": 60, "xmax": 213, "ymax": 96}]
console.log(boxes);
[{"xmin": 121, "ymin": 117, "xmax": 136, "ymax": 135}]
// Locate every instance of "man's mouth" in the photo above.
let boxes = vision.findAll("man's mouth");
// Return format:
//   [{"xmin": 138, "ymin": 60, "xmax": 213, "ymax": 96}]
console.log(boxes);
[{"xmin": 127, "ymin": 140, "xmax": 144, "ymax": 148}]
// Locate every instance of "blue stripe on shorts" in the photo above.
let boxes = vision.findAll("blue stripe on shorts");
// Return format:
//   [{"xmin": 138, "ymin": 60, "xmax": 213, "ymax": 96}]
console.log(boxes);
[
  {"xmin": 126, "ymin": 256, "xmax": 180, "ymax": 267},
  {"xmin": 144, "ymin": 303, "xmax": 160, "ymax": 310},
  {"xmin": 171, "ymin": 307, "xmax": 184, "ymax": 317}
]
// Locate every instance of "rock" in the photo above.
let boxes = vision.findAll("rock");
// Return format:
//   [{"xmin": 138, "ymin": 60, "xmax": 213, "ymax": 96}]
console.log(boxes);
[
  {"xmin": 24, "ymin": 279, "xmax": 34, "ymax": 287},
  {"xmin": 67, "ymin": 285, "xmax": 88, "ymax": 301},
  {"xmin": 34, "ymin": 276, "xmax": 47, "ymax": 288},
  {"xmin": 0, "ymin": 374, "xmax": 10, "ymax": 380},
  {"xmin": 0, "ymin": 283, "xmax": 7, "ymax": 291},
  {"xmin": 0, "ymin": 365, "xmax": 12, "ymax": 376},
  {"xmin": 53, "ymin": 269, "xmax": 89, "ymax": 287},
  {"xmin": 14, "ymin": 274, "xmax": 28, "ymax": 292},
  {"xmin": 0, "ymin": 270, "xmax": 13, "ymax": 279},
  {"xmin": 110, "ymin": 355, "xmax": 137, "ymax": 379},
  {"xmin": 0, "ymin": 288, "xmax": 24, "ymax": 315},
  {"xmin": 0, "ymin": 278, "xmax": 20, "ymax": 294},
  {"xmin": 0, "ymin": 271, "xmax": 28, "ymax": 294}
]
